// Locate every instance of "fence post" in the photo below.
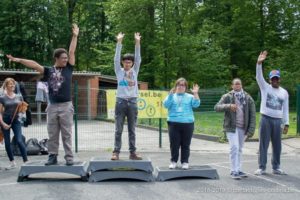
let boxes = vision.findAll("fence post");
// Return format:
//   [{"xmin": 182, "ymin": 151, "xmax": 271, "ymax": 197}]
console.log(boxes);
[
  {"xmin": 74, "ymin": 81, "xmax": 79, "ymax": 153},
  {"xmin": 159, "ymin": 118, "xmax": 162, "ymax": 148},
  {"xmin": 297, "ymin": 85, "xmax": 300, "ymax": 135}
]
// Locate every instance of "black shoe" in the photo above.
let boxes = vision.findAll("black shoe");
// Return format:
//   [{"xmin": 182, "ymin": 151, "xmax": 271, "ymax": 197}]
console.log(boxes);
[
  {"xmin": 45, "ymin": 154, "xmax": 58, "ymax": 166},
  {"xmin": 66, "ymin": 159, "xmax": 74, "ymax": 166}
]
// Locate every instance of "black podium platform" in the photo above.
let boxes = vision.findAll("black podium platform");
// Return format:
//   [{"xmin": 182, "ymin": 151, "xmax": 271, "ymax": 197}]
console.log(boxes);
[
  {"xmin": 18, "ymin": 161, "xmax": 89, "ymax": 182},
  {"xmin": 88, "ymin": 157, "xmax": 154, "ymax": 182},
  {"xmin": 154, "ymin": 165, "xmax": 219, "ymax": 181}
]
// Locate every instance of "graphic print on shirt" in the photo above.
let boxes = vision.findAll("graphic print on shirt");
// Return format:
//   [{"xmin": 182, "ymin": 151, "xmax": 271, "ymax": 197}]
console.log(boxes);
[
  {"xmin": 49, "ymin": 68, "xmax": 64, "ymax": 95},
  {"xmin": 266, "ymin": 93, "xmax": 284, "ymax": 110},
  {"xmin": 118, "ymin": 70, "xmax": 135, "ymax": 90}
]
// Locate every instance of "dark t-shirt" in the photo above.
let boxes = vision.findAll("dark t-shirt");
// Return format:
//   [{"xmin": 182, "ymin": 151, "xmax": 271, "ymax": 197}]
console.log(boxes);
[
  {"xmin": 42, "ymin": 63, "xmax": 73, "ymax": 103},
  {"xmin": 0, "ymin": 94, "xmax": 22, "ymax": 118}
]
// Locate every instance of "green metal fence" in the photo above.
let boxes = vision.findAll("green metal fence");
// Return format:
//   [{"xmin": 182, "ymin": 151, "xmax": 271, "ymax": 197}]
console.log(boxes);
[{"xmin": 1, "ymin": 81, "xmax": 298, "ymax": 152}]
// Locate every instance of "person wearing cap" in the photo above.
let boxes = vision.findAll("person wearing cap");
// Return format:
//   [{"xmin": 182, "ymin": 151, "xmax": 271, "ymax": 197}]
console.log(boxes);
[{"xmin": 255, "ymin": 51, "xmax": 289, "ymax": 175}]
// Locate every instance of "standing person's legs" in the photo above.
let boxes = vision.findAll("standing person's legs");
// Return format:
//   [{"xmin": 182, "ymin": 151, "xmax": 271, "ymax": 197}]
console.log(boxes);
[
  {"xmin": 127, "ymin": 99, "xmax": 138, "ymax": 153},
  {"xmin": 236, "ymin": 127, "xmax": 246, "ymax": 172},
  {"xmin": 59, "ymin": 102, "xmax": 74, "ymax": 163},
  {"xmin": 46, "ymin": 103, "xmax": 60, "ymax": 165},
  {"xmin": 258, "ymin": 115, "xmax": 271, "ymax": 171},
  {"xmin": 11, "ymin": 120, "xmax": 28, "ymax": 162},
  {"xmin": 226, "ymin": 131, "xmax": 239, "ymax": 173},
  {"xmin": 168, "ymin": 122, "xmax": 181, "ymax": 163},
  {"xmin": 270, "ymin": 118, "xmax": 282, "ymax": 170},
  {"xmin": 180, "ymin": 123, "xmax": 194, "ymax": 164},
  {"xmin": 113, "ymin": 99, "xmax": 126, "ymax": 154},
  {"xmin": 2, "ymin": 122, "xmax": 14, "ymax": 161}
]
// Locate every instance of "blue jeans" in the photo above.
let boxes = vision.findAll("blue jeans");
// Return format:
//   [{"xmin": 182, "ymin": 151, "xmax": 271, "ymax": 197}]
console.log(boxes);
[
  {"xmin": 2, "ymin": 116, "xmax": 28, "ymax": 162},
  {"xmin": 113, "ymin": 98, "xmax": 138, "ymax": 153}
]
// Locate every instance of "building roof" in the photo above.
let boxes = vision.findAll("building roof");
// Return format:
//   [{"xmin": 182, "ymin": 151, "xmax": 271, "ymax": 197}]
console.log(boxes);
[{"xmin": 0, "ymin": 68, "xmax": 102, "ymax": 77}]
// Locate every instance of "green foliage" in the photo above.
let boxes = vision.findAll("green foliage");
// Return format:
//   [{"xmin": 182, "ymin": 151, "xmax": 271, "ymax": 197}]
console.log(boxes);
[{"xmin": 0, "ymin": 0, "xmax": 299, "ymax": 92}]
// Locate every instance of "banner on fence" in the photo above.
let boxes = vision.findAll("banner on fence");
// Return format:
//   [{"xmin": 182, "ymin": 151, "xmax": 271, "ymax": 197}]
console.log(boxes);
[{"xmin": 106, "ymin": 90, "xmax": 168, "ymax": 119}]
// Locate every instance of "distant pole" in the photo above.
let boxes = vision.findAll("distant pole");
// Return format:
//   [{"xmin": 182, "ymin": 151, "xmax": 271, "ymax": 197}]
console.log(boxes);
[
  {"xmin": 159, "ymin": 118, "xmax": 162, "ymax": 148},
  {"xmin": 74, "ymin": 81, "xmax": 79, "ymax": 152},
  {"xmin": 297, "ymin": 85, "xmax": 300, "ymax": 135}
]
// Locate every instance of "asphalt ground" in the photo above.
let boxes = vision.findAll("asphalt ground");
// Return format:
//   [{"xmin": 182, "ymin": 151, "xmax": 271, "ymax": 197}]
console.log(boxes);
[{"xmin": 0, "ymin": 147, "xmax": 299, "ymax": 200}]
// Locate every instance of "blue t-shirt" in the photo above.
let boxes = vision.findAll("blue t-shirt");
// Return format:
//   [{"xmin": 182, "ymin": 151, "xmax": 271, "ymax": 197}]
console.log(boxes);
[
  {"xmin": 42, "ymin": 63, "xmax": 73, "ymax": 104},
  {"xmin": 163, "ymin": 93, "xmax": 200, "ymax": 123}
]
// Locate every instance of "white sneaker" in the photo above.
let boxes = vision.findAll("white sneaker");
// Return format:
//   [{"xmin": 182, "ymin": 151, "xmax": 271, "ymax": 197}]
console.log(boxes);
[
  {"xmin": 5, "ymin": 161, "xmax": 16, "ymax": 170},
  {"xmin": 169, "ymin": 162, "xmax": 177, "ymax": 169},
  {"xmin": 182, "ymin": 163, "xmax": 189, "ymax": 170},
  {"xmin": 254, "ymin": 168, "xmax": 266, "ymax": 175}
]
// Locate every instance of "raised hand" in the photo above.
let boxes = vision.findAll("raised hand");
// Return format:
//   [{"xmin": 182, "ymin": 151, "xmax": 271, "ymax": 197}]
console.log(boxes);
[
  {"xmin": 134, "ymin": 32, "xmax": 141, "ymax": 42},
  {"xmin": 257, "ymin": 51, "xmax": 268, "ymax": 64},
  {"xmin": 6, "ymin": 55, "xmax": 20, "ymax": 63},
  {"xmin": 191, "ymin": 84, "xmax": 199, "ymax": 94},
  {"xmin": 116, "ymin": 32, "xmax": 125, "ymax": 43},
  {"xmin": 72, "ymin": 24, "xmax": 79, "ymax": 37}
]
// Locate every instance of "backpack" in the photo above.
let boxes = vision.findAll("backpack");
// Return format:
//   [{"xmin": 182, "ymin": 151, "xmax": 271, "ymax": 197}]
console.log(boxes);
[
  {"xmin": 39, "ymin": 138, "xmax": 49, "ymax": 155},
  {"xmin": 26, "ymin": 138, "xmax": 41, "ymax": 155}
]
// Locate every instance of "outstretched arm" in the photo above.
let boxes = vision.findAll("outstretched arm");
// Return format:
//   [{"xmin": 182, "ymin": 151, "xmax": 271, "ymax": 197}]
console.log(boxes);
[
  {"xmin": 256, "ymin": 51, "xmax": 268, "ymax": 90},
  {"xmin": 114, "ymin": 32, "xmax": 124, "ymax": 73},
  {"xmin": 6, "ymin": 55, "xmax": 44, "ymax": 74},
  {"xmin": 134, "ymin": 32, "xmax": 141, "ymax": 74},
  {"xmin": 68, "ymin": 24, "xmax": 79, "ymax": 66}
]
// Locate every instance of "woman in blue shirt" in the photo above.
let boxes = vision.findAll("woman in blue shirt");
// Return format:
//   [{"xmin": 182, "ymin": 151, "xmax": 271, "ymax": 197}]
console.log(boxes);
[{"xmin": 163, "ymin": 78, "xmax": 200, "ymax": 169}]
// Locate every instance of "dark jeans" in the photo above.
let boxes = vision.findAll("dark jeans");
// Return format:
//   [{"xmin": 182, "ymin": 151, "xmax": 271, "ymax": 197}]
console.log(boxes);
[
  {"xmin": 113, "ymin": 97, "xmax": 138, "ymax": 153},
  {"xmin": 2, "ymin": 116, "xmax": 28, "ymax": 162},
  {"xmin": 258, "ymin": 114, "xmax": 282, "ymax": 170},
  {"xmin": 168, "ymin": 121, "xmax": 194, "ymax": 163}
]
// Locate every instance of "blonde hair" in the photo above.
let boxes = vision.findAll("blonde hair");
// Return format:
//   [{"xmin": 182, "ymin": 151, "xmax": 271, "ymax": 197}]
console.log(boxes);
[
  {"xmin": 1, "ymin": 78, "xmax": 16, "ymax": 91},
  {"xmin": 171, "ymin": 77, "xmax": 188, "ymax": 93}
]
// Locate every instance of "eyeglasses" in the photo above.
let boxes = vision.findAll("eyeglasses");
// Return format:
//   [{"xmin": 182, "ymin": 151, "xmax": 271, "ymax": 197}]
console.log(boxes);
[{"xmin": 177, "ymin": 84, "xmax": 186, "ymax": 87}]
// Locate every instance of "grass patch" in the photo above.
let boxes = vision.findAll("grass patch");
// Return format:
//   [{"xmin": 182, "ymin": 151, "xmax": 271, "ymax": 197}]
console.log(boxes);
[{"xmin": 138, "ymin": 112, "xmax": 299, "ymax": 139}]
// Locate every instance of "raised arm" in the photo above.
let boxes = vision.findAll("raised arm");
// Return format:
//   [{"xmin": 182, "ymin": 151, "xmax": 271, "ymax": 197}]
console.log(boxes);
[
  {"xmin": 6, "ymin": 54, "xmax": 44, "ymax": 74},
  {"xmin": 114, "ymin": 32, "xmax": 124, "ymax": 73},
  {"xmin": 191, "ymin": 84, "xmax": 200, "ymax": 108},
  {"xmin": 68, "ymin": 24, "xmax": 79, "ymax": 66},
  {"xmin": 163, "ymin": 89, "xmax": 175, "ymax": 109},
  {"xmin": 256, "ymin": 51, "xmax": 268, "ymax": 90},
  {"xmin": 134, "ymin": 32, "xmax": 141, "ymax": 74}
]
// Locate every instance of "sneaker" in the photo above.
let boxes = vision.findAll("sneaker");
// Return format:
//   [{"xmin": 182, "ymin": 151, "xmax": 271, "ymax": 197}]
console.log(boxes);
[
  {"xmin": 45, "ymin": 154, "xmax": 58, "ymax": 166},
  {"xmin": 169, "ymin": 162, "xmax": 177, "ymax": 169},
  {"xmin": 272, "ymin": 168, "xmax": 287, "ymax": 175},
  {"xmin": 254, "ymin": 168, "xmax": 266, "ymax": 175},
  {"xmin": 111, "ymin": 152, "xmax": 119, "ymax": 161},
  {"xmin": 66, "ymin": 159, "xmax": 74, "ymax": 166},
  {"xmin": 238, "ymin": 171, "xmax": 248, "ymax": 178},
  {"xmin": 5, "ymin": 161, "xmax": 17, "ymax": 170},
  {"xmin": 129, "ymin": 152, "xmax": 142, "ymax": 160},
  {"xmin": 182, "ymin": 163, "xmax": 189, "ymax": 170},
  {"xmin": 231, "ymin": 172, "xmax": 241, "ymax": 180}
]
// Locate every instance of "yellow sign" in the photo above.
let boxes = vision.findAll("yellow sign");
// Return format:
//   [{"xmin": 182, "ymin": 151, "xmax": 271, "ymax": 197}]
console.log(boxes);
[{"xmin": 106, "ymin": 90, "xmax": 168, "ymax": 119}]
